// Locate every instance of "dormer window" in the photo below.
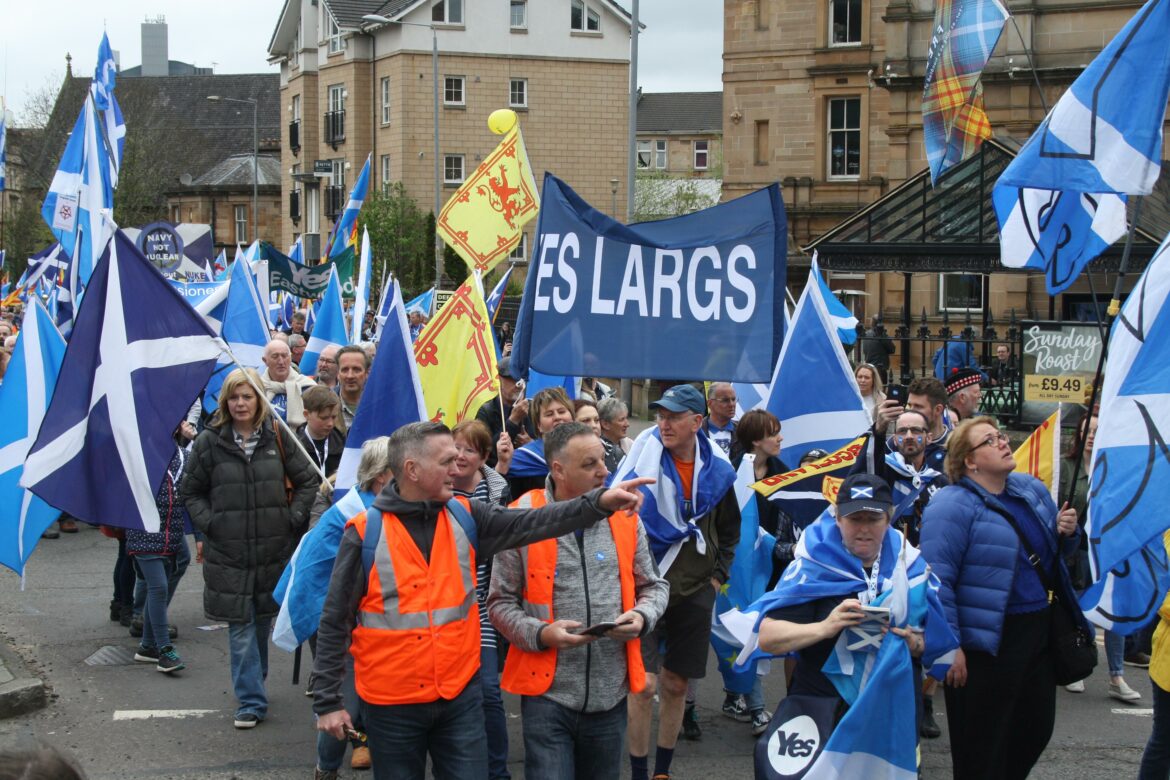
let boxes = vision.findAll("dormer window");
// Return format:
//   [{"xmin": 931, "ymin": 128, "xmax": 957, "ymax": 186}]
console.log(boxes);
[
  {"xmin": 432, "ymin": 0, "xmax": 463, "ymax": 25},
  {"xmin": 571, "ymin": 0, "xmax": 600, "ymax": 32}
]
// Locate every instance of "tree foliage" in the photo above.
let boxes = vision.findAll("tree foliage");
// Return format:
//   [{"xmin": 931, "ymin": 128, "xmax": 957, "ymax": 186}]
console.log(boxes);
[{"xmin": 357, "ymin": 183, "xmax": 434, "ymax": 300}]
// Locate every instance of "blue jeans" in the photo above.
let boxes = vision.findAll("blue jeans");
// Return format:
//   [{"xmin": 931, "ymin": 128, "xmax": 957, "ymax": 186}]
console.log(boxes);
[
  {"xmin": 228, "ymin": 606, "xmax": 271, "ymax": 720},
  {"xmin": 360, "ymin": 675, "xmax": 488, "ymax": 780},
  {"xmin": 520, "ymin": 695, "xmax": 626, "ymax": 780},
  {"xmin": 133, "ymin": 538, "xmax": 190, "ymax": 616},
  {"xmin": 1106, "ymin": 630, "xmax": 1126, "ymax": 677},
  {"xmin": 1140, "ymin": 677, "xmax": 1170, "ymax": 780},
  {"xmin": 135, "ymin": 556, "xmax": 174, "ymax": 651},
  {"xmin": 481, "ymin": 644, "xmax": 510, "ymax": 779}
]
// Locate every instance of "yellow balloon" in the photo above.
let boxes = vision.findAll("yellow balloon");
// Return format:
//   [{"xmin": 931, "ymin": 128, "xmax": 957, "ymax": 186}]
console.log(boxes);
[{"xmin": 488, "ymin": 109, "xmax": 518, "ymax": 135}]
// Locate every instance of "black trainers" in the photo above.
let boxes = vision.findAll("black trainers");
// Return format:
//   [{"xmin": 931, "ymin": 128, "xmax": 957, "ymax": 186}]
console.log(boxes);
[
  {"xmin": 680, "ymin": 703, "xmax": 702, "ymax": 741},
  {"xmin": 118, "ymin": 604, "xmax": 133, "ymax": 627},
  {"xmin": 721, "ymin": 693, "xmax": 750, "ymax": 722},
  {"xmin": 129, "ymin": 617, "xmax": 144, "ymax": 638},
  {"xmin": 920, "ymin": 697, "xmax": 941, "ymax": 739},
  {"xmin": 134, "ymin": 646, "xmax": 160, "ymax": 663},
  {"xmin": 156, "ymin": 646, "xmax": 185, "ymax": 674},
  {"xmin": 109, "ymin": 599, "xmax": 122, "ymax": 622},
  {"xmin": 234, "ymin": 713, "xmax": 261, "ymax": 729}
]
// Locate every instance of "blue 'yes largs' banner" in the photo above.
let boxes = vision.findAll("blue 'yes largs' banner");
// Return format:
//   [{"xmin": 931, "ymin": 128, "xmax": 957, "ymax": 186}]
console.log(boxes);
[{"xmin": 512, "ymin": 174, "xmax": 786, "ymax": 382}]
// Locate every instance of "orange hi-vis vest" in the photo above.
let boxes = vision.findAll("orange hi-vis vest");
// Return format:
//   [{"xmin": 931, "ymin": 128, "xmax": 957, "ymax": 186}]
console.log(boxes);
[
  {"xmin": 347, "ymin": 496, "xmax": 481, "ymax": 705},
  {"xmin": 500, "ymin": 489, "xmax": 646, "ymax": 696}
]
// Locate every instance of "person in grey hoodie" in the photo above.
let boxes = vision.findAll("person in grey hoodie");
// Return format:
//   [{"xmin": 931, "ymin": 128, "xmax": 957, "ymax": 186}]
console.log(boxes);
[{"xmin": 489, "ymin": 423, "xmax": 668, "ymax": 779}]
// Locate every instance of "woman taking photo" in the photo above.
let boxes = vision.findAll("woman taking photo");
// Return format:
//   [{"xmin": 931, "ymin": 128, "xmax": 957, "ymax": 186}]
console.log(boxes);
[
  {"xmin": 921, "ymin": 416, "xmax": 1083, "ymax": 780},
  {"xmin": 182, "ymin": 368, "xmax": 320, "ymax": 730},
  {"xmin": 855, "ymin": 363, "xmax": 886, "ymax": 423}
]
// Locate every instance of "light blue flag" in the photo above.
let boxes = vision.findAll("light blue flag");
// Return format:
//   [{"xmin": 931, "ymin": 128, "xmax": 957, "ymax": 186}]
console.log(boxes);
[
  {"xmin": 763, "ymin": 266, "xmax": 871, "ymax": 465},
  {"xmin": 0, "ymin": 299, "xmax": 68, "ymax": 576},
  {"xmin": 372, "ymin": 275, "xmax": 395, "ymax": 341},
  {"xmin": 329, "ymin": 154, "xmax": 371, "ymax": 257},
  {"xmin": 812, "ymin": 254, "xmax": 858, "ymax": 345},
  {"xmin": 306, "ymin": 297, "xmax": 320, "ymax": 333},
  {"xmin": 288, "ymin": 237, "xmax": 303, "ymax": 263},
  {"xmin": 334, "ymin": 278, "xmax": 427, "ymax": 491},
  {"xmin": 486, "ymin": 265, "xmax": 514, "ymax": 323},
  {"xmin": 300, "ymin": 266, "xmax": 348, "ymax": 376},
  {"xmin": 352, "ymin": 227, "xmax": 372, "ymax": 343},
  {"xmin": 1080, "ymin": 230, "xmax": 1170, "ymax": 635},
  {"xmin": 203, "ymin": 253, "xmax": 272, "ymax": 414},
  {"xmin": 214, "ymin": 250, "xmax": 229, "ymax": 280},
  {"xmin": 710, "ymin": 454, "xmax": 776, "ymax": 694},
  {"xmin": 525, "ymin": 369, "xmax": 578, "ymax": 400},
  {"xmin": 405, "ymin": 287, "xmax": 435, "ymax": 316}
]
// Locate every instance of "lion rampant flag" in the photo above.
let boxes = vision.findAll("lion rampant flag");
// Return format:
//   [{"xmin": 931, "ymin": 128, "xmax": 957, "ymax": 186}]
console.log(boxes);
[
  {"xmin": 1013, "ymin": 407, "xmax": 1062, "ymax": 503},
  {"xmin": 414, "ymin": 277, "xmax": 499, "ymax": 426},
  {"xmin": 436, "ymin": 110, "xmax": 539, "ymax": 276}
]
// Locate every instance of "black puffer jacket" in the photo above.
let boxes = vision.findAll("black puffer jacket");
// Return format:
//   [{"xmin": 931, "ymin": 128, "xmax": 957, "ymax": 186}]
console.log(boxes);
[{"xmin": 181, "ymin": 420, "xmax": 320, "ymax": 622}]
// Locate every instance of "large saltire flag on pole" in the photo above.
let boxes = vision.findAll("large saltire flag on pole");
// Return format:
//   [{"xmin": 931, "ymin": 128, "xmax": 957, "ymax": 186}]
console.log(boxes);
[
  {"xmin": 414, "ymin": 275, "xmax": 499, "ymax": 425},
  {"xmin": 0, "ymin": 300, "xmax": 68, "ymax": 576},
  {"xmin": 811, "ymin": 252, "xmax": 858, "ymax": 345},
  {"xmin": 202, "ymin": 251, "xmax": 272, "ymax": 415},
  {"xmin": 352, "ymin": 226, "xmax": 373, "ymax": 343},
  {"xmin": 921, "ymin": 0, "xmax": 1009, "ymax": 184},
  {"xmin": 1080, "ymin": 231, "xmax": 1170, "ymax": 635},
  {"xmin": 20, "ymin": 231, "xmax": 226, "ymax": 532},
  {"xmin": 328, "ymin": 155, "xmax": 370, "ymax": 258},
  {"xmin": 300, "ymin": 265, "xmax": 349, "ymax": 377},
  {"xmin": 436, "ymin": 110, "xmax": 539, "ymax": 276},
  {"xmin": 994, "ymin": 0, "xmax": 1170, "ymax": 294},
  {"xmin": 1013, "ymin": 406, "xmax": 1061, "ymax": 504}
]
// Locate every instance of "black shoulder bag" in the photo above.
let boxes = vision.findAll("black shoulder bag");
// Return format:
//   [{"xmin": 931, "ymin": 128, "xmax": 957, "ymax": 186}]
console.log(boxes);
[{"xmin": 995, "ymin": 506, "xmax": 1098, "ymax": 685}]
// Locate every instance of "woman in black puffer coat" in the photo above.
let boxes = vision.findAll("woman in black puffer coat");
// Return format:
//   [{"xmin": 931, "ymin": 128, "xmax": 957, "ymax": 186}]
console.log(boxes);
[{"xmin": 181, "ymin": 368, "xmax": 319, "ymax": 729}]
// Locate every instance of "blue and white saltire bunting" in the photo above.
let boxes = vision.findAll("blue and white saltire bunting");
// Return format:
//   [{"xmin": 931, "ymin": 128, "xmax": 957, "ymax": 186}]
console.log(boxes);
[
  {"xmin": 352, "ymin": 226, "xmax": 373, "ymax": 343},
  {"xmin": 299, "ymin": 265, "xmax": 348, "ymax": 376},
  {"xmin": 202, "ymin": 252, "xmax": 273, "ymax": 414},
  {"xmin": 405, "ymin": 287, "xmax": 435, "ymax": 316},
  {"xmin": 328, "ymin": 154, "xmax": 371, "ymax": 257},
  {"xmin": 274, "ymin": 486, "xmax": 374, "ymax": 651},
  {"xmin": 611, "ymin": 426, "xmax": 738, "ymax": 572},
  {"xmin": 812, "ymin": 253, "xmax": 858, "ymax": 345},
  {"xmin": 763, "ymin": 266, "xmax": 871, "ymax": 465},
  {"xmin": 20, "ymin": 231, "xmax": 226, "ymax": 533},
  {"xmin": 0, "ymin": 299, "xmax": 68, "ymax": 576},
  {"xmin": 486, "ymin": 264, "xmax": 514, "ymax": 323},
  {"xmin": 994, "ymin": 0, "xmax": 1170, "ymax": 294},
  {"xmin": 334, "ymin": 278, "xmax": 427, "ymax": 491},
  {"xmin": 1080, "ymin": 230, "xmax": 1170, "ymax": 634},
  {"xmin": 710, "ymin": 454, "xmax": 776, "ymax": 694}
]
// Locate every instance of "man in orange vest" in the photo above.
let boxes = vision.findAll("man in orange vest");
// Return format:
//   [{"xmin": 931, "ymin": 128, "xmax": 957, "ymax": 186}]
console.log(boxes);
[
  {"xmin": 488, "ymin": 422, "xmax": 669, "ymax": 778},
  {"xmin": 311, "ymin": 421, "xmax": 652, "ymax": 780}
]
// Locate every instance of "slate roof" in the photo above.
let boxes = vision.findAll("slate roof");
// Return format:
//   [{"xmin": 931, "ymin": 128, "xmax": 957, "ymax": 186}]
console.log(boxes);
[
  {"xmin": 191, "ymin": 154, "xmax": 283, "ymax": 187},
  {"xmin": 636, "ymin": 92, "xmax": 722, "ymax": 135}
]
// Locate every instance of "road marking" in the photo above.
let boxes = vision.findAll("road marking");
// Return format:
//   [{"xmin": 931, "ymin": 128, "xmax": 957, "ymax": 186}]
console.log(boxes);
[
  {"xmin": 1112, "ymin": 708, "xmax": 1154, "ymax": 717},
  {"xmin": 113, "ymin": 709, "xmax": 219, "ymax": 721}
]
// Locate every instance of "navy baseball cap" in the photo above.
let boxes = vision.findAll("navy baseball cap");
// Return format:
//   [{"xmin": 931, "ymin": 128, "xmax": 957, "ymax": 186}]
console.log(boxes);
[
  {"xmin": 836, "ymin": 473, "xmax": 894, "ymax": 518},
  {"xmin": 649, "ymin": 384, "xmax": 707, "ymax": 415}
]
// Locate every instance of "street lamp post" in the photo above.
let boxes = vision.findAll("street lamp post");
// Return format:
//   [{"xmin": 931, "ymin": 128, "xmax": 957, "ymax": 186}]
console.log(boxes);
[
  {"xmin": 363, "ymin": 14, "xmax": 442, "ymax": 291},
  {"xmin": 207, "ymin": 95, "xmax": 259, "ymax": 243}
]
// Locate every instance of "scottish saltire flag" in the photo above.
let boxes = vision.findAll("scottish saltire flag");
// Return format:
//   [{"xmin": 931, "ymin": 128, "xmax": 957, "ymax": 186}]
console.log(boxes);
[
  {"xmin": 214, "ymin": 250, "xmax": 229, "ymax": 280},
  {"xmin": 20, "ymin": 231, "xmax": 225, "ymax": 532},
  {"xmin": 1080, "ymin": 232, "xmax": 1170, "ymax": 634},
  {"xmin": 922, "ymin": 0, "xmax": 1009, "ymax": 184},
  {"xmin": 300, "ymin": 265, "xmax": 348, "ymax": 376},
  {"xmin": 274, "ymin": 487, "xmax": 374, "ymax": 651},
  {"xmin": 288, "ymin": 237, "xmax": 303, "ymax": 263},
  {"xmin": 486, "ymin": 264, "xmax": 514, "ymax": 324},
  {"xmin": 525, "ymin": 370, "xmax": 578, "ymax": 400},
  {"xmin": 202, "ymin": 253, "xmax": 272, "ymax": 415},
  {"xmin": 710, "ymin": 454, "xmax": 777, "ymax": 694},
  {"xmin": 611, "ymin": 426, "xmax": 737, "ymax": 572},
  {"xmin": 510, "ymin": 440, "xmax": 548, "ymax": 479},
  {"xmin": 764, "ymin": 266, "xmax": 871, "ymax": 465},
  {"xmin": 279, "ymin": 293, "xmax": 297, "ymax": 331},
  {"xmin": 405, "ymin": 287, "xmax": 435, "ymax": 316},
  {"xmin": 0, "ymin": 300, "xmax": 68, "ymax": 576},
  {"xmin": 371, "ymin": 276, "xmax": 396, "ymax": 341},
  {"xmin": 306, "ymin": 298, "xmax": 319, "ymax": 333},
  {"xmin": 731, "ymin": 382, "xmax": 768, "ymax": 421},
  {"xmin": 334, "ymin": 279, "xmax": 426, "ymax": 491},
  {"xmin": 812, "ymin": 253, "xmax": 858, "ymax": 345},
  {"xmin": 24, "ymin": 244, "xmax": 69, "ymax": 290},
  {"xmin": 352, "ymin": 227, "xmax": 373, "ymax": 343},
  {"xmin": 328, "ymin": 154, "xmax": 370, "ymax": 257}
]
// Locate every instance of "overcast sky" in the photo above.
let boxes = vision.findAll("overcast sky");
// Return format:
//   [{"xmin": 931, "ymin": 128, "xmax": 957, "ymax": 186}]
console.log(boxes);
[{"xmin": 0, "ymin": 0, "xmax": 723, "ymax": 123}]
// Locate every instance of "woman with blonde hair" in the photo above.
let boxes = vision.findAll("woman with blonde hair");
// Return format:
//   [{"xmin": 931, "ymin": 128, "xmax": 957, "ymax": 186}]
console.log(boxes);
[{"xmin": 855, "ymin": 362, "xmax": 886, "ymax": 422}]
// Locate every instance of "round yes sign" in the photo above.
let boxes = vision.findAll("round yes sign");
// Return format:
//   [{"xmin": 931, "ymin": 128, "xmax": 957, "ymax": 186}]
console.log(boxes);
[
  {"xmin": 137, "ymin": 222, "xmax": 185, "ymax": 274},
  {"xmin": 764, "ymin": 714, "xmax": 821, "ymax": 776}
]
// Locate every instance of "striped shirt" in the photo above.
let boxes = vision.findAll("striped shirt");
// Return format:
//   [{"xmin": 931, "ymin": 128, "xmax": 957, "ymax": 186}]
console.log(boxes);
[
  {"xmin": 232, "ymin": 426, "xmax": 262, "ymax": 461},
  {"xmin": 453, "ymin": 477, "xmax": 496, "ymax": 650}
]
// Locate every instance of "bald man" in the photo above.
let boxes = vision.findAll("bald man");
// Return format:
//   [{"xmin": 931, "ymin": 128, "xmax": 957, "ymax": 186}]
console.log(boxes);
[{"xmin": 260, "ymin": 339, "xmax": 317, "ymax": 425}]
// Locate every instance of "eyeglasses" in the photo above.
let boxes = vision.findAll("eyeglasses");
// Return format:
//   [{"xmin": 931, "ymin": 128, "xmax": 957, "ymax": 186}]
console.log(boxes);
[
  {"xmin": 894, "ymin": 426, "xmax": 927, "ymax": 435},
  {"xmin": 973, "ymin": 432, "xmax": 1009, "ymax": 451},
  {"xmin": 713, "ymin": 397, "xmax": 737, "ymax": 404}
]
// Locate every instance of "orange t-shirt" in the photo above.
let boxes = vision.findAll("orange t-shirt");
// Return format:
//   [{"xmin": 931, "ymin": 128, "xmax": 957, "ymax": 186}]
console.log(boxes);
[{"xmin": 671, "ymin": 456, "xmax": 694, "ymax": 501}]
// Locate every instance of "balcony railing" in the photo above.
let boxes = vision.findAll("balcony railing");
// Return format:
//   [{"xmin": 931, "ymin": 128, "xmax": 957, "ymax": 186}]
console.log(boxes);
[
  {"xmin": 324, "ymin": 185, "xmax": 345, "ymax": 220},
  {"xmin": 324, "ymin": 110, "xmax": 346, "ymax": 149},
  {"xmin": 290, "ymin": 189, "xmax": 301, "ymax": 223},
  {"xmin": 289, "ymin": 119, "xmax": 301, "ymax": 154}
]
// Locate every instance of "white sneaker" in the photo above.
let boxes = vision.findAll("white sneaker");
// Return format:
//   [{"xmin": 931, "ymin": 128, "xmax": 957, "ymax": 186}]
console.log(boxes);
[
  {"xmin": 1065, "ymin": 680, "xmax": 1085, "ymax": 693},
  {"xmin": 1109, "ymin": 680, "xmax": 1142, "ymax": 702}
]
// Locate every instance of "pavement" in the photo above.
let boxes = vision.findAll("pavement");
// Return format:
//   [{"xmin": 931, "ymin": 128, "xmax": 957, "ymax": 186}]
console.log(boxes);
[{"xmin": 0, "ymin": 518, "xmax": 1155, "ymax": 779}]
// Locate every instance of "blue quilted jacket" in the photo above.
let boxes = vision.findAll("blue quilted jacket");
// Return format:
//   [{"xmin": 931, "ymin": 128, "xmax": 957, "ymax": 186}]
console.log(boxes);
[{"xmin": 920, "ymin": 472, "xmax": 1087, "ymax": 655}]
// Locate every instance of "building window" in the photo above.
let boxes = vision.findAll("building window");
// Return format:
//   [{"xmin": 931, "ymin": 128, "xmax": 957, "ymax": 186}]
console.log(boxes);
[
  {"xmin": 292, "ymin": 94, "xmax": 301, "ymax": 122},
  {"xmin": 829, "ymin": 0, "xmax": 862, "ymax": 45},
  {"xmin": 509, "ymin": 78, "xmax": 527, "ymax": 108},
  {"xmin": 756, "ymin": 0, "xmax": 769, "ymax": 30},
  {"xmin": 172, "ymin": 206, "xmax": 182, "ymax": 224},
  {"xmin": 381, "ymin": 77, "xmax": 391, "ymax": 124},
  {"xmin": 444, "ymin": 76, "xmax": 465, "ymax": 106},
  {"xmin": 755, "ymin": 120, "xmax": 769, "ymax": 165},
  {"xmin": 381, "ymin": 154, "xmax": 392, "ymax": 189},
  {"xmin": 327, "ymin": 13, "xmax": 345, "ymax": 53},
  {"xmin": 234, "ymin": 205, "xmax": 248, "ymax": 243},
  {"xmin": 636, "ymin": 140, "xmax": 652, "ymax": 169},
  {"xmin": 693, "ymin": 140, "xmax": 709, "ymax": 171},
  {"xmin": 827, "ymin": 97, "xmax": 861, "ymax": 178},
  {"xmin": 328, "ymin": 84, "xmax": 346, "ymax": 113},
  {"xmin": 331, "ymin": 158, "xmax": 346, "ymax": 190},
  {"xmin": 571, "ymin": 0, "xmax": 601, "ymax": 32},
  {"xmin": 432, "ymin": 0, "xmax": 463, "ymax": 25},
  {"xmin": 509, "ymin": 233, "xmax": 528, "ymax": 261},
  {"xmin": 655, "ymin": 140, "xmax": 667, "ymax": 169},
  {"xmin": 511, "ymin": 0, "xmax": 527, "ymax": 29},
  {"xmin": 939, "ymin": 273, "xmax": 984, "ymax": 312},
  {"xmin": 444, "ymin": 154, "xmax": 465, "ymax": 184}
]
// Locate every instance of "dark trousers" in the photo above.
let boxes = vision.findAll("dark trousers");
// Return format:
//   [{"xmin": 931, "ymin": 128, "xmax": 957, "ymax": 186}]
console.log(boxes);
[
  {"xmin": 944, "ymin": 609, "xmax": 1055, "ymax": 780},
  {"xmin": 113, "ymin": 538, "xmax": 135, "ymax": 606},
  {"xmin": 480, "ymin": 644, "xmax": 511, "ymax": 779},
  {"xmin": 361, "ymin": 676, "xmax": 488, "ymax": 780},
  {"xmin": 520, "ymin": 695, "xmax": 627, "ymax": 780},
  {"xmin": 1140, "ymin": 678, "xmax": 1170, "ymax": 780}
]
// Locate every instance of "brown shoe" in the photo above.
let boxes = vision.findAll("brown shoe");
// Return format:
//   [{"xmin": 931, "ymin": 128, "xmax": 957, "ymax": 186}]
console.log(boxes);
[
  {"xmin": 350, "ymin": 745, "xmax": 371, "ymax": 770},
  {"xmin": 59, "ymin": 519, "xmax": 79, "ymax": 533}
]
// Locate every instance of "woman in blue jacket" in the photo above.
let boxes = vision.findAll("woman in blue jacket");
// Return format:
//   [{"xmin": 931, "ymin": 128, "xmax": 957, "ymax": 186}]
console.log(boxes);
[{"xmin": 921, "ymin": 417, "xmax": 1083, "ymax": 780}]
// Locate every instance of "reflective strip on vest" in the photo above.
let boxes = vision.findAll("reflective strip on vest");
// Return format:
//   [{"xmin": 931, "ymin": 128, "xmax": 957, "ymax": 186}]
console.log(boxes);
[{"xmin": 357, "ymin": 512, "xmax": 475, "ymax": 630}]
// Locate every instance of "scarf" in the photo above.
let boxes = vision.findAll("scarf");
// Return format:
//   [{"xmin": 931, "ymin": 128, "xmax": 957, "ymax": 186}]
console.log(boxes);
[
  {"xmin": 260, "ymin": 368, "xmax": 312, "ymax": 427},
  {"xmin": 883, "ymin": 452, "xmax": 943, "ymax": 520},
  {"xmin": 509, "ymin": 439, "xmax": 547, "ymax": 478}
]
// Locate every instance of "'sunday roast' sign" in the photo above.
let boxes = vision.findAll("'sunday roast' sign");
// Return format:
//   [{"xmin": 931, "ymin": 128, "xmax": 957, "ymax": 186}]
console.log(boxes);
[
  {"xmin": 1021, "ymin": 321, "xmax": 1103, "ymax": 404},
  {"xmin": 512, "ymin": 174, "xmax": 787, "ymax": 382}
]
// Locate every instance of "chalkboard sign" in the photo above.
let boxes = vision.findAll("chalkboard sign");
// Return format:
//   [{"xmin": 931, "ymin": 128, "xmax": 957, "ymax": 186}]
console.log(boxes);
[{"xmin": 1020, "ymin": 321, "xmax": 1102, "ymax": 405}]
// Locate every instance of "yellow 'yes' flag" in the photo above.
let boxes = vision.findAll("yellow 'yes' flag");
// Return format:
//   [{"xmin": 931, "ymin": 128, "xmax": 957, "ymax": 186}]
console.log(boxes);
[
  {"xmin": 1013, "ymin": 407, "xmax": 1062, "ymax": 504},
  {"xmin": 436, "ymin": 110, "xmax": 540, "ymax": 276},
  {"xmin": 414, "ymin": 278, "xmax": 499, "ymax": 426}
]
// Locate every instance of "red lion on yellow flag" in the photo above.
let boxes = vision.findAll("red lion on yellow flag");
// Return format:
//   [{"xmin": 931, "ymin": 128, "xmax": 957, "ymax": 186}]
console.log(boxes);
[{"xmin": 414, "ymin": 280, "xmax": 499, "ymax": 426}]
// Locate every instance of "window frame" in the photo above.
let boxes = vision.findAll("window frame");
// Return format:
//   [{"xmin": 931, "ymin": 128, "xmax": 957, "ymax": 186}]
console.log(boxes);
[
  {"xmin": 510, "ymin": 0, "xmax": 527, "ymax": 29},
  {"xmin": 327, "ymin": 13, "xmax": 345, "ymax": 54},
  {"xmin": 938, "ymin": 273, "xmax": 985, "ymax": 313},
  {"xmin": 444, "ymin": 76, "xmax": 466, "ymax": 107},
  {"xmin": 829, "ymin": 0, "xmax": 863, "ymax": 47},
  {"xmin": 509, "ymin": 78, "xmax": 528, "ymax": 109},
  {"xmin": 432, "ymin": 0, "xmax": 463, "ymax": 25},
  {"xmin": 509, "ymin": 232, "xmax": 528, "ymax": 262},
  {"xmin": 693, "ymin": 140, "xmax": 709, "ymax": 171},
  {"xmin": 234, "ymin": 205, "xmax": 248, "ymax": 244},
  {"xmin": 654, "ymin": 139, "xmax": 667, "ymax": 169},
  {"xmin": 444, "ymin": 154, "xmax": 466, "ymax": 185},
  {"xmin": 381, "ymin": 154, "xmax": 392, "ymax": 190},
  {"xmin": 826, "ymin": 96, "xmax": 861, "ymax": 180},
  {"xmin": 292, "ymin": 94, "xmax": 301, "ymax": 122},
  {"xmin": 636, "ymin": 140, "xmax": 652, "ymax": 170},
  {"xmin": 381, "ymin": 77, "xmax": 391, "ymax": 125},
  {"xmin": 571, "ymin": 0, "xmax": 601, "ymax": 32},
  {"xmin": 331, "ymin": 158, "xmax": 346, "ymax": 190},
  {"xmin": 328, "ymin": 84, "xmax": 346, "ymax": 113}
]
